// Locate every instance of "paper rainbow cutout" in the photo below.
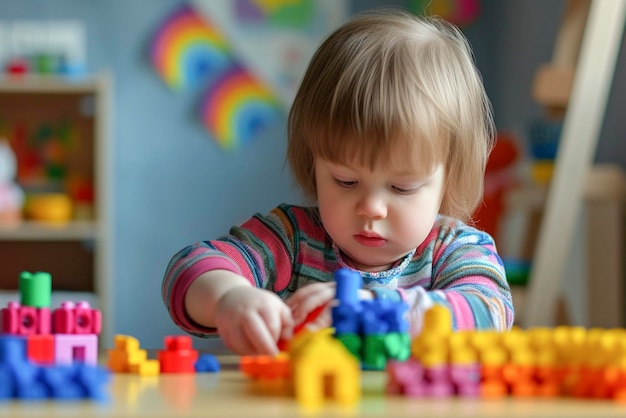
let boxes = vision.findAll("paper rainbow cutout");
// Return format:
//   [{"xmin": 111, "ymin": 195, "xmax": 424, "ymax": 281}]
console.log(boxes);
[
  {"xmin": 150, "ymin": 4, "xmax": 232, "ymax": 90},
  {"xmin": 200, "ymin": 65, "xmax": 282, "ymax": 151}
]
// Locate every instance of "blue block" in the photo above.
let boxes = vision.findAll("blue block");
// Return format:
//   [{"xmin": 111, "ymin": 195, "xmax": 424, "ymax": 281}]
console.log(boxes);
[
  {"xmin": 379, "ymin": 301, "xmax": 409, "ymax": 333},
  {"xmin": 72, "ymin": 364, "xmax": 111, "ymax": 401},
  {"xmin": 0, "ymin": 335, "xmax": 29, "ymax": 366},
  {"xmin": 195, "ymin": 354, "xmax": 220, "ymax": 372},
  {"xmin": 360, "ymin": 304, "xmax": 389, "ymax": 335},
  {"xmin": 332, "ymin": 304, "xmax": 361, "ymax": 334},
  {"xmin": 39, "ymin": 367, "xmax": 84, "ymax": 400},
  {"xmin": 334, "ymin": 268, "xmax": 362, "ymax": 310},
  {"xmin": 0, "ymin": 366, "xmax": 14, "ymax": 400}
]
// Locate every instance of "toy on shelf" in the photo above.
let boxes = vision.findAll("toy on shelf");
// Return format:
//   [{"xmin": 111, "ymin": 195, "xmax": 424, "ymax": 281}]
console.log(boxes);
[
  {"xmin": 24, "ymin": 193, "xmax": 73, "ymax": 223},
  {"xmin": 0, "ymin": 271, "xmax": 109, "ymax": 401},
  {"xmin": 0, "ymin": 138, "xmax": 25, "ymax": 223}
]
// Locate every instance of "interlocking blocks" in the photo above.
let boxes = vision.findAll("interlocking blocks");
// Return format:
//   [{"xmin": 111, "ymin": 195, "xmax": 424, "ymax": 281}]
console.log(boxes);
[
  {"xmin": 158, "ymin": 336, "xmax": 198, "ymax": 373},
  {"xmin": 53, "ymin": 301, "xmax": 102, "ymax": 334},
  {"xmin": 1, "ymin": 302, "xmax": 51, "ymax": 335},
  {"xmin": 54, "ymin": 334, "xmax": 98, "ymax": 366}
]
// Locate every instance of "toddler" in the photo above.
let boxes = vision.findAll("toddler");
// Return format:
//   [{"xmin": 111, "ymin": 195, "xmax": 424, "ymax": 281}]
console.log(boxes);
[{"xmin": 162, "ymin": 9, "xmax": 514, "ymax": 355}]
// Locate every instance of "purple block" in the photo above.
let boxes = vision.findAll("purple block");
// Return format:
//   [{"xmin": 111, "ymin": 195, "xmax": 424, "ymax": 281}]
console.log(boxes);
[{"xmin": 54, "ymin": 334, "xmax": 98, "ymax": 366}]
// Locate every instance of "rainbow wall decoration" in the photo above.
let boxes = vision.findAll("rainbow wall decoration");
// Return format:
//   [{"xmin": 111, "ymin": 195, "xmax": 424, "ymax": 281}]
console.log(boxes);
[
  {"xmin": 200, "ymin": 65, "xmax": 282, "ymax": 152},
  {"xmin": 150, "ymin": 4, "xmax": 233, "ymax": 91},
  {"xmin": 149, "ymin": 3, "xmax": 284, "ymax": 151}
]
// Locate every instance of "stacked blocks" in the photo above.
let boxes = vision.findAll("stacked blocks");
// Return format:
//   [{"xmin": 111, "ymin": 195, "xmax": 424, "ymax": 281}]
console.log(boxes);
[
  {"xmin": 332, "ymin": 268, "xmax": 411, "ymax": 370},
  {"xmin": 387, "ymin": 304, "xmax": 626, "ymax": 402},
  {"xmin": 0, "ymin": 271, "xmax": 109, "ymax": 401}
]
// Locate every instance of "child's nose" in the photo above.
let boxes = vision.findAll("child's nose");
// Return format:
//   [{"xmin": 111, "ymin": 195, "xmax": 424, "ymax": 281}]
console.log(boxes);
[{"xmin": 356, "ymin": 192, "xmax": 387, "ymax": 219}]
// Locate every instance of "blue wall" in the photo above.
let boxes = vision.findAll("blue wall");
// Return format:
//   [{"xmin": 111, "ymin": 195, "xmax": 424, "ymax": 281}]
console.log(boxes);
[{"xmin": 1, "ymin": 0, "xmax": 624, "ymax": 348}]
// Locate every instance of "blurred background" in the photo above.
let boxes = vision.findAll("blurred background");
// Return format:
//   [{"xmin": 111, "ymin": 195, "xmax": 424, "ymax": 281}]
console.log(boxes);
[{"xmin": 0, "ymin": 0, "xmax": 624, "ymax": 349}]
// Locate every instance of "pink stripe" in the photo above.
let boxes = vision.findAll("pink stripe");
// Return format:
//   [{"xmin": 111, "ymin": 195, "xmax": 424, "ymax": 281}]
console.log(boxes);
[
  {"xmin": 445, "ymin": 292, "xmax": 475, "ymax": 330},
  {"xmin": 170, "ymin": 257, "xmax": 241, "ymax": 333}
]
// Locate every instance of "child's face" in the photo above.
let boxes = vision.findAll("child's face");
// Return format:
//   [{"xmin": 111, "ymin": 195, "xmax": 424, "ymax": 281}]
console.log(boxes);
[{"xmin": 315, "ymin": 156, "xmax": 444, "ymax": 272}]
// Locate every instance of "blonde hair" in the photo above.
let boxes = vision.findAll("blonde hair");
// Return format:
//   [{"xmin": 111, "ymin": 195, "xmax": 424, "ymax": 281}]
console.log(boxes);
[{"xmin": 287, "ymin": 9, "xmax": 495, "ymax": 222}]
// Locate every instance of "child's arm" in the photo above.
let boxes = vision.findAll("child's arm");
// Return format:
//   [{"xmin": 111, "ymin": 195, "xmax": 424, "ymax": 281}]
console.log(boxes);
[
  {"xmin": 185, "ymin": 270, "xmax": 293, "ymax": 355},
  {"xmin": 402, "ymin": 219, "xmax": 514, "ymax": 333}
]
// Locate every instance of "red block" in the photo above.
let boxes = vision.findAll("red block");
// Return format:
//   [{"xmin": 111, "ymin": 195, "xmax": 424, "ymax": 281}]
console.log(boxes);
[
  {"xmin": 27, "ymin": 334, "xmax": 55, "ymax": 365},
  {"xmin": 158, "ymin": 336, "xmax": 198, "ymax": 373}
]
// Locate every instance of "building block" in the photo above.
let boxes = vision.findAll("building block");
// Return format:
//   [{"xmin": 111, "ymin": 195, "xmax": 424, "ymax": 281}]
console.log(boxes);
[
  {"xmin": 27, "ymin": 334, "xmax": 55, "ymax": 365},
  {"xmin": 240, "ymin": 353, "xmax": 290, "ymax": 379},
  {"xmin": 158, "ymin": 335, "xmax": 198, "ymax": 373},
  {"xmin": 54, "ymin": 334, "xmax": 98, "ymax": 366},
  {"xmin": 1, "ymin": 302, "xmax": 51, "ymax": 335},
  {"xmin": 334, "ymin": 268, "xmax": 362, "ymax": 311},
  {"xmin": 195, "ymin": 354, "xmax": 220, "ymax": 372},
  {"xmin": 107, "ymin": 334, "xmax": 153, "ymax": 374},
  {"xmin": 128, "ymin": 359, "xmax": 160, "ymax": 376},
  {"xmin": 52, "ymin": 301, "xmax": 102, "ymax": 335},
  {"xmin": 19, "ymin": 271, "xmax": 52, "ymax": 308},
  {"xmin": 290, "ymin": 329, "xmax": 360, "ymax": 408}
]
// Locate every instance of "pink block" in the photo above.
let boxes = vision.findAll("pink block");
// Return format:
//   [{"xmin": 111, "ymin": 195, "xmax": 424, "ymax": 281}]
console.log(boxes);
[
  {"xmin": 75, "ymin": 301, "xmax": 101, "ymax": 335},
  {"xmin": 54, "ymin": 334, "xmax": 98, "ymax": 366},
  {"xmin": 1, "ymin": 302, "xmax": 51, "ymax": 335},
  {"xmin": 52, "ymin": 301, "xmax": 102, "ymax": 335}
]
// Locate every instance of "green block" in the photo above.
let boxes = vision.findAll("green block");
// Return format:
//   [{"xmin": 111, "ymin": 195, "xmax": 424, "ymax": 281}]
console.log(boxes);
[
  {"xmin": 335, "ymin": 333, "xmax": 362, "ymax": 360},
  {"xmin": 363, "ymin": 335, "xmax": 387, "ymax": 370},
  {"xmin": 384, "ymin": 332, "xmax": 411, "ymax": 361},
  {"xmin": 19, "ymin": 271, "xmax": 52, "ymax": 308}
]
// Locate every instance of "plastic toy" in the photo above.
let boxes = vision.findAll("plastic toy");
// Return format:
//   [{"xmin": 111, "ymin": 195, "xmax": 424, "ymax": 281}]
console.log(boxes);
[
  {"xmin": 387, "ymin": 304, "xmax": 626, "ymax": 402},
  {"xmin": 53, "ymin": 301, "xmax": 102, "ymax": 334},
  {"xmin": 0, "ymin": 271, "xmax": 109, "ymax": 400},
  {"xmin": 0, "ymin": 138, "xmax": 24, "ymax": 223},
  {"xmin": 332, "ymin": 268, "xmax": 411, "ymax": 370},
  {"xmin": 195, "ymin": 353, "xmax": 221, "ymax": 373},
  {"xmin": 107, "ymin": 334, "xmax": 159, "ymax": 376},
  {"xmin": 289, "ymin": 328, "xmax": 361, "ymax": 408},
  {"xmin": 158, "ymin": 335, "xmax": 199, "ymax": 373},
  {"xmin": 25, "ymin": 193, "xmax": 73, "ymax": 223}
]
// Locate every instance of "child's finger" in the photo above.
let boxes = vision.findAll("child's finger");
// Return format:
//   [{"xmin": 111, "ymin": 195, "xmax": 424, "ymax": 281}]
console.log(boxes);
[
  {"xmin": 291, "ymin": 286, "xmax": 335, "ymax": 324},
  {"xmin": 220, "ymin": 325, "xmax": 256, "ymax": 355},
  {"xmin": 242, "ymin": 313, "xmax": 279, "ymax": 355}
]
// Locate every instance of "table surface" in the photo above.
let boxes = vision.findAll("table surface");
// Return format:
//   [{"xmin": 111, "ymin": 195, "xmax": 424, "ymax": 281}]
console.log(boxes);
[{"xmin": 2, "ymin": 355, "xmax": 626, "ymax": 417}]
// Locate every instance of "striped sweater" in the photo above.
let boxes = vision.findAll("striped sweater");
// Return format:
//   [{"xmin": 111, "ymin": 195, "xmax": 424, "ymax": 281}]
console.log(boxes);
[{"xmin": 162, "ymin": 204, "xmax": 514, "ymax": 337}]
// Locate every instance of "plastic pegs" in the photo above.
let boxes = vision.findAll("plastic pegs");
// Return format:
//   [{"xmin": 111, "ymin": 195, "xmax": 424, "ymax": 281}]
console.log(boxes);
[{"xmin": 19, "ymin": 271, "xmax": 52, "ymax": 308}]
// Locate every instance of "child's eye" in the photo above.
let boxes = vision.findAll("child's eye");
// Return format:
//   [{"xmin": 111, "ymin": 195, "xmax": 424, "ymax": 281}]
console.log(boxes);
[
  {"xmin": 334, "ymin": 178, "xmax": 358, "ymax": 188},
  {"xmin": 392, "ymin": 185, "xmax": 418, "ymax": 195}
]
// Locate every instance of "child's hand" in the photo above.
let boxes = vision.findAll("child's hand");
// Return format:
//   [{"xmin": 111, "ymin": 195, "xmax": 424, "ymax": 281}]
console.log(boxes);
[
  {"xmin": 214, "ymin": 286, "xmax": 293, "ymax": 355},
  {"xmin": 287, "ymin": 282, "xmax": 374, "ymax": 331}
]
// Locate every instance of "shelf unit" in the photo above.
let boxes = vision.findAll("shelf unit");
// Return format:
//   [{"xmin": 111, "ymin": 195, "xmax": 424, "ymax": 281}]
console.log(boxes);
[{"xmin": 0, "ymin": 74, "xmax": 112, "ymax": 343}]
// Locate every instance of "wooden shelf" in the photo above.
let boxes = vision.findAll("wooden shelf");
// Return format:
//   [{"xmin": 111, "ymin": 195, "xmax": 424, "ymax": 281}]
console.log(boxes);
[
  {"xmin": 0, "ymin": 221, "xmax": 97, "ymax": 241},
  {"xmin": 0, "ymin": 74, "xmax": 105, "ymax": 93},
  {"xmin": 0, "ymin": 72, "xmax": 112, "ymax": 342}
]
